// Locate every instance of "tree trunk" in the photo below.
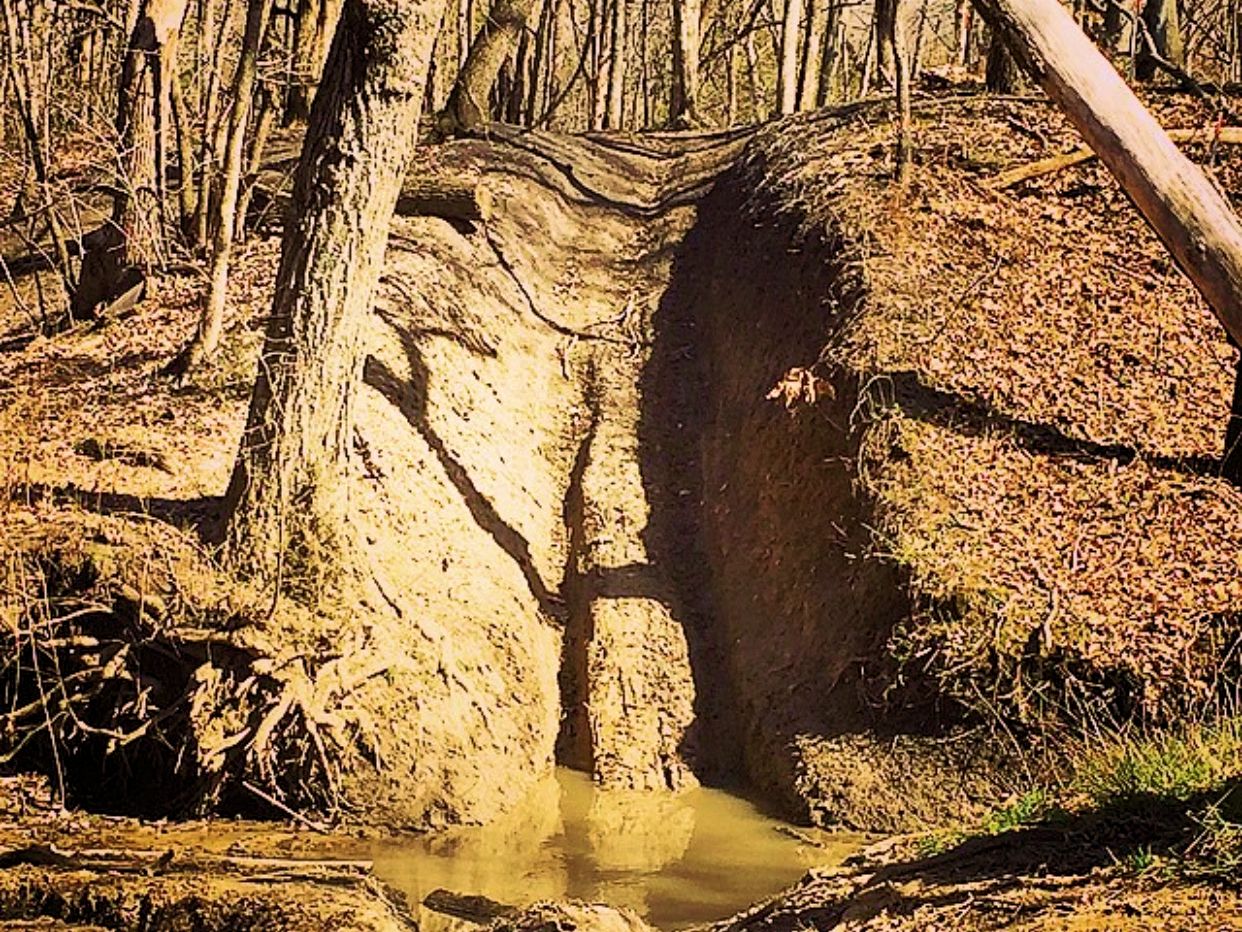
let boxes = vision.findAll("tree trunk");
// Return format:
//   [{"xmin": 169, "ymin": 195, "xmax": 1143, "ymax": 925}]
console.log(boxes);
[
  {"xmin": 798, "ymin": 0, "xmax": 830, "ymax": 111},
  {"xmin": 525, "ymin": 0, "xmax": 554, "ymax": 125},
  {"xmin": 588, "ymin": 0, "xmax": 606, "ymax": 130},
  {"xmin": 285, "ymin": 0, "xmax": 319, "ymax": 122},
  {"xmin": 777, "ymin": 0, "xmax": 804, "ymax": 114},
  {"xmin": 169, "ymin": 60, "xmax": 197, "ymax": 233},
  {"xmin": 985, "ymin": 27, "xmax": 1021, "ymax": 91},
  {"xmin": 73, "ymin": 0, "xmax": 189, "ymax": 318},
  {"xmin": 955, "ymin": 0, "xmax": 973, "ymax": 67},
  {"xmin": 877, "ymin": 0, "xmax": 913, "ymax": 182},
  {"xmin": 1136, "ymin": 0, "xmax": 1183, "ymax": 80},
  {"xmin": 440, "ymin": 0, "xmax": 539, "ymax": 133},
  {"xmin": 671, "ymin": 0, "xmax": 702, "ymax": 126},
  {"xmin": 605, "ymin": 0, "xmax": 625, "ymax": 128},
  {"xmin": 1100, "ymin": 0, "xmax": 1123, "ymax": 53},
  {"xmin": 115, "ymin": 0, "xmax": 188, "ymax": 267},
  {"xmin": 972, "ymin": 0, "xmax": 1242, "ymax": 472},
  {"xmin": 169, "ymin": 0, "xmax": 274, "ymax": 377},
  {"xmin": 223, "ymin": 0, "xmax": 444, "ymax": 589}
]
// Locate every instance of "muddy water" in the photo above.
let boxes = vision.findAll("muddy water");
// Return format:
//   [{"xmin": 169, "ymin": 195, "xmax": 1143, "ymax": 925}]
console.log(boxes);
[{"xmin": 370, "ymin": 769, "xmax": 865, "ymax": 930}]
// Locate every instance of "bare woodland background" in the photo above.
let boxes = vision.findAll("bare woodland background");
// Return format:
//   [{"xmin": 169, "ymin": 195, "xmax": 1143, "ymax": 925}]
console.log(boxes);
[{"xmin": 0, "ymin": 0, "xmax": 1221, "ymax": 331}]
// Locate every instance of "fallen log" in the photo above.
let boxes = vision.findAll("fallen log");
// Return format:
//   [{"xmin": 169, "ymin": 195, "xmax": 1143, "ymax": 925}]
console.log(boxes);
[
  {"xmin": 249, "ymin": 168, "xmax": 490, "ymax": 225},
  {"xmin": 990, "ymin": 126, "xmax": 1242, "ymax": 189},
  {"xmin": 0, "ymin": 843, "xmax": 374, "ymax": 875},
  {"xmin": 423, "ymin": 888, "xmax": 518, "ymax": 923}
]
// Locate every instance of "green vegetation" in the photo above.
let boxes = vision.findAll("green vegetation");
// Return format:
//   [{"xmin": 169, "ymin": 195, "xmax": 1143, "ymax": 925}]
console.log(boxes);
[{"xmin": 923, "ymin": 717, "xmax": 1242, "ymax": 878}]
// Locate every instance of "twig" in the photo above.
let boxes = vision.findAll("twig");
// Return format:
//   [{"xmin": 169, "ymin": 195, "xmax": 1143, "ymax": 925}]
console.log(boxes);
[
  {"xmin": 241, "ymin": 779, "xmax": 331, "ymax": 833},
  {"xmin": 990, "ymin": 126, "xmax": 1242, "ymax": 189}
]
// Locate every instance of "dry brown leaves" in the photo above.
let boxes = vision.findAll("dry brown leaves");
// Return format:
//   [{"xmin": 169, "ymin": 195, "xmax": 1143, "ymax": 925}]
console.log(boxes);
[{"xmin": 747, "ymin": 95, "xmax": 1242, "ymax": 728}]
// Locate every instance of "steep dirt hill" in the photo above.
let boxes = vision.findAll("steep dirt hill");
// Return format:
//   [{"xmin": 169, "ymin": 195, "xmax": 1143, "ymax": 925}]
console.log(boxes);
[{"xmin": 1, "ymin": 94, "xmax": 1241, "ymax": 838}]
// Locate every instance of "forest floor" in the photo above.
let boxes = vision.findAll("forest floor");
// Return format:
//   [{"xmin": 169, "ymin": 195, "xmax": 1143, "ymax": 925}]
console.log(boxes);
[{"xmin": 1, "ymin": 88, "xmax": 1242, "ymax": 928}]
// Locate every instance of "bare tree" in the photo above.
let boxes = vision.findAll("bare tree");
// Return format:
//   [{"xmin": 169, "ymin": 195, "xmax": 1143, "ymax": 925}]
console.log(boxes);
[
  {"xmin": 777, "ymin": 0, "xmax": 805, "ymax": 113},
  {"xmin": 440, "ymin": 0, "xmax": 540, "ymax": 132},
  {"xmin": 985, "ymin": 28, "xmax": 1021, "ymax": 89},
  {"xmin": 224, "ymin": 0, "xmax": 446, "ymax": 588},
  {"xmin": 1136, "ymin": 0, "xmax": 1184, "ymax": 79},
  {"xmin": 605, "ymin": 0, "xmax": 626, "ymax": 127},
  {"xmin": 284, "ymin": 0, "xmax": 339, "ymax": 122},
  {"xmin": 74, "ymin": 0, "xmax": 190, "ymax": 318},
  {"xmin": 168, "ymin": 0, "xmax": 274, "ymax": 376},
  {"xmin": 876, "ymin": 0, "xmax": 914, "ymax": 182},
  {"xmin": 671, "ymin": 0, "xmax": 703, "ymax": 126},
  {"xmin": 797, "ymin": 0, "xmax": 832, "ymax": 111}
]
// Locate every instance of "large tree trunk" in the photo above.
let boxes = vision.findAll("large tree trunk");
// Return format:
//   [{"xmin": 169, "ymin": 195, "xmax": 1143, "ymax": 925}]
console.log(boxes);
[
  {"xmin": 113, "ymin": 0, "xmax": 188, "ymax": 267},
  {"xmin": 604, "ymin": 0, "xmax": 625, "ymax": 128},
  {"xmin": 670, "ymin": 0, "xmax": 702, "ymax": 127},
  {"xmin": 797, "ymin": 0, "xmax": 831, "ymax": 111},
  {"xmin": 972, "ymin": 0, "xmax": 1242, "ymax": 472},
  {"xmin": 217, "ymin": 0, "xmax": 580, "ymax": 829},
  {"xmin": 168, "ymin": 0, "xmax": 273, "ymax": 377},
  {"xmin": 439, "ymin": 0, "xmax": 538, "ymax": 133},
  {"xmin": 1135, "ymin": 0, "xmax": 1183, "ymax": 81},
  {"xmin": 224, "ymin": 0, "xmax": 443, "ymax": 595}
]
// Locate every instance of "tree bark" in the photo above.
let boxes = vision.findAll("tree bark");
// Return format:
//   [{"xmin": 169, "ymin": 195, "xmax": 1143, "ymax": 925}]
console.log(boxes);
[
  {"xmin": 224, "ymin": 0, "xmax": 446, "ymax": 589},
  {"xmin": 973, "ymin": 0, "xmax": 1242, "ymax": 473},
  {"xmin": 73, "ymin": 0, "xmax": 189, "ymax": 318},
  {"xmin": 984, "ymin": 27, "xmax": 1021, "ymax": 91},
  {"xmin": 797, "ymin": 0, "xmax": 830, "ymax": 111},
  {"xmin": 605, "ymin": 0, "xmax": 625, "ymax": 128},
  {"xmin": 777, "ymin": 0, "xmax": 804, "ymax": 114},
  {"xmin": 876, "ymin": 0, "xmax": 913, "ymax": 181},
  {"xmin": 114, "ymin": 0, "xmax": 189, "ymax": 267},
  {"xmin": 440, "ymin": 0, "xmax": 539, "ymax": 133},
  {"xmin": 955, "ymin": 0, "xmax": 973, "ymax": 67},
  {"xmin": 671, "ymin": 0, "xmax": 702, "ymax": 126}
]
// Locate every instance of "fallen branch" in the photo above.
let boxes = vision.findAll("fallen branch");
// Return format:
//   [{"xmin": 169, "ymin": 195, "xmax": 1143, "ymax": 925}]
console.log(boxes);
[
  {"xmin": 241, "ymin": 779, "xmax": 331, "ymax": 833},
  {"xmin": 990, "ymin": 126, "xmax": 1242, "ymax": 189},
  {"xmin": 0, "ymin": 843, "xmax": 372, "ymax": 875}
]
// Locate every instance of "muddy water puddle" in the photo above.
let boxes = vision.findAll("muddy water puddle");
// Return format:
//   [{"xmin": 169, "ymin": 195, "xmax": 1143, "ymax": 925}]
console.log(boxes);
[{"xmin": 370, "ymin": 769, "xmax": 865, "ymax": 930}]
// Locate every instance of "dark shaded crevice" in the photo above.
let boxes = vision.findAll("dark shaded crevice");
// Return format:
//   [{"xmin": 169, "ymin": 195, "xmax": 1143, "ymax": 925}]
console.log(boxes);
[{"xmin": 553, "ymin": 364, "xmax": 600, "ymax": 771}]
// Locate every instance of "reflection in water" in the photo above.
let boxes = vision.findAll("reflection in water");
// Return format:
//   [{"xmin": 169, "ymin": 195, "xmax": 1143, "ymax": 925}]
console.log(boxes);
[{"xmin": 370, "ymin": 769, "xmax": 864, "ymax": 930}]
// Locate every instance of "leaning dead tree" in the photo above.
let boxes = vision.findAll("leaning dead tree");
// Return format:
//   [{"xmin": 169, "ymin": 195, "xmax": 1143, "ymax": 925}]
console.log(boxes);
[{"xmin": 972, "ymin": 0, "xmax": 1242, "ymax": 474}]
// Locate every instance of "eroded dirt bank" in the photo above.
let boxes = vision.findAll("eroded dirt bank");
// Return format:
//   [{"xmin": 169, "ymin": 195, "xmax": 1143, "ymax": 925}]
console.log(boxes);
[{"xmin": 2, "ymin": 94, "xmax": 1242, "ymax": 930}]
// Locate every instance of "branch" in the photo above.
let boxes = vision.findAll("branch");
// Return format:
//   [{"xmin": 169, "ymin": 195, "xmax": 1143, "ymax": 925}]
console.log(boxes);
[{"xmin": 990, "ymin": 125, "xmax": 1242, "ymax": 188}]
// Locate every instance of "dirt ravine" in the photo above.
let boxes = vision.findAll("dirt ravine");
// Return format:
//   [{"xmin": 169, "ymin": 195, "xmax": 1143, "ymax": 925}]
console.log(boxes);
[
  {"xmin": 351, "ymin": 127, "xmax": 758, "ymax": 811},
  {"xmin": 6, "ymin": 94, "xmax": 1242, "ymax": 849}
]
